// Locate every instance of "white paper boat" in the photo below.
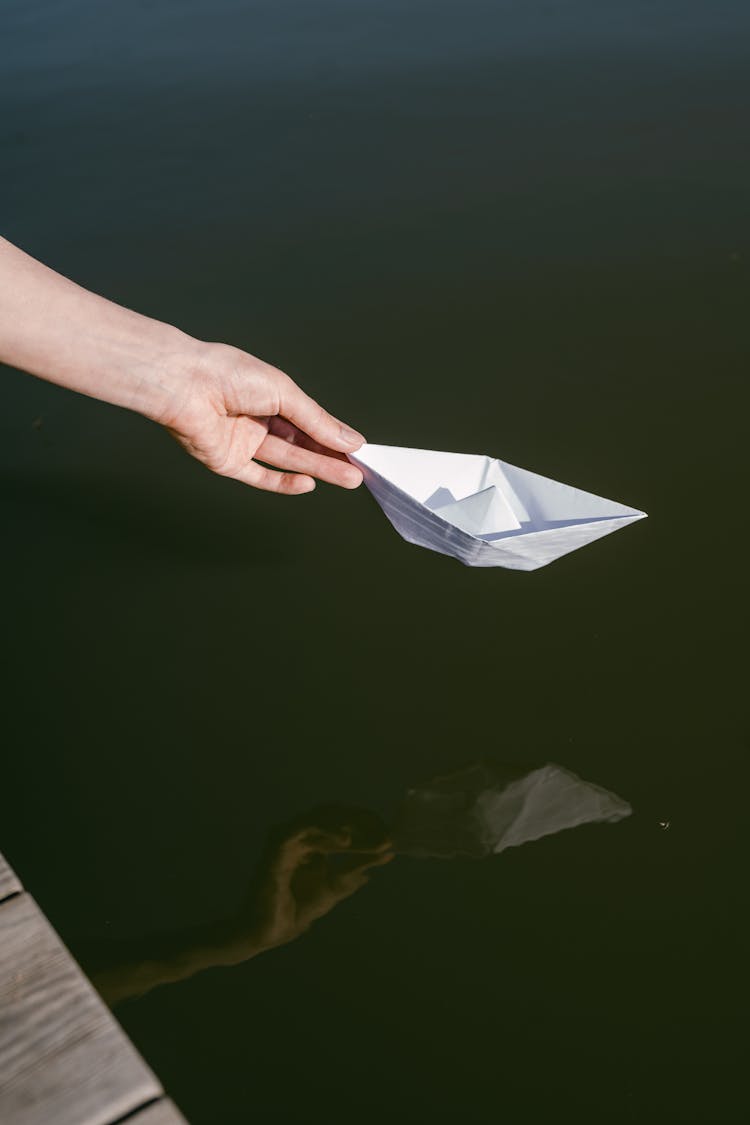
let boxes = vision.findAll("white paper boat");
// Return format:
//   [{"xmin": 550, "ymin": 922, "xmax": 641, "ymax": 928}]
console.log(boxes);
[{"xmin": 349, "ymin": 443, "xmax": 646, "ymax": 571}]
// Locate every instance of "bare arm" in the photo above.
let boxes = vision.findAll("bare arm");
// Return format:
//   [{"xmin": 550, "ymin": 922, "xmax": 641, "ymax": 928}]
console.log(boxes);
[{"xmin": 0, "ymin": 237, "xmax": 365, "ymax": 493}]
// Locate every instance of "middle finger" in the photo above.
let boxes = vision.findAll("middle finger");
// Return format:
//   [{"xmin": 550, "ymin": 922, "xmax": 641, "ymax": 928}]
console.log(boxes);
[{"xmin": 257, "ymin": 433, "xmax": 363, "ymax": 489}]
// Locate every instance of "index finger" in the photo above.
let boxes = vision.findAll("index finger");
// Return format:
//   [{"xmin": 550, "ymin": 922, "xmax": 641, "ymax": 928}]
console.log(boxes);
[{"xmin": 278, "ymin": 377, "xmax": 366, "ymax": 454}]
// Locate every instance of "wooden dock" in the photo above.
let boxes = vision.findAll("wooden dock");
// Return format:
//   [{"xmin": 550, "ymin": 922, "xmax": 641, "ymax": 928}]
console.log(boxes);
[{"xmin": 0, "ymin": 851, "xmax": 188, "ymax": 1125}]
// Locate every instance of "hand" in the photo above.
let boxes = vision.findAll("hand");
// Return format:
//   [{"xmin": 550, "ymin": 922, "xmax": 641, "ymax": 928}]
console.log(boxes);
[
  {"xmin": 243, "ymin": 815, "xmax": 394, "ymax": 953},
  {"xmin": 83, "ymin": 807, "xmax": 393, "ymax": 1004},
  {"xmin": 0, "ymin": 237, "xmax": 368, "ymax": 496},
  {"xmin": 158, "ymin": 341, "xmax": 366, "ymax": 495}
]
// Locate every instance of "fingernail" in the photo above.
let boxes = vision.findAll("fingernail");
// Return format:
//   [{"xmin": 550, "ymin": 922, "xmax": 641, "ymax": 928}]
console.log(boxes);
[
  {"xmin": 340, "ymin": 424, "xmax": 366, "ymax": 449},
  {"xmin": 343, "ymin": 466, "xmax": 363, "ymax": 489}
]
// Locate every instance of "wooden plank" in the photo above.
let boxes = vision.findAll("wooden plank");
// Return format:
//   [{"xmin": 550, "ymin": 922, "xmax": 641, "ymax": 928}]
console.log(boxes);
[
  {"xmin": 128, "ymin": 1099, "xmax": 189, "ymax": 1124},
  {"xmin": 0, "ymin": 892, "xmax": 162, "ymax": 1125},
  {"xmin": 0, "ymin": 853, "xmax": 22, "ymax": 901}
]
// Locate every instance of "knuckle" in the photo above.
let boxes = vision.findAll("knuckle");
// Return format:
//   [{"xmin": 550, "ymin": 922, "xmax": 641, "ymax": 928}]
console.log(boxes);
[{"xmin": 313, "ymin": 402, "xmax": 331, "ymax": 431}]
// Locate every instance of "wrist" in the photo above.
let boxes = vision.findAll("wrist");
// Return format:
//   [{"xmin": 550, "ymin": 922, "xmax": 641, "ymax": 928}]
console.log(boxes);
[{"xmin": 127, "ymin": 321, "xmax": 205, "ymax": 425}]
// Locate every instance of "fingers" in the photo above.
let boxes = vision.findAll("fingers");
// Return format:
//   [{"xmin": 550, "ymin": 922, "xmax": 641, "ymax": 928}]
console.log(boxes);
[
  {"xmin": 272, "ymin": 824, "xmax": 394, "ymax": 882},
  {"xmin": 275, "ymin": 828, "xmax": 353, "ymax": 870},
  {"xmin": 256, "ymin": 433, "xmax": 363, "ymax": 489},
  {"xmin": 331, "ymin": 849, "xmax": 395, "ymax": 897},
  {"xmin": 358, "ymin": 847, "xmax": 396, "ymax": 870},
  {"xmin": 278, "ymin": 377, "xmax": 366, "ymax": 455},
  {"xmin": 267, "ymin": 417, "xmax": 352, "ymax": 463},
  {"xmin": 337, "ymin": 848, "xmax": 395, "ymax": 877},
  {"xmin": 356, "ymin": 837, "xmax": 395, "ymax": 855},
  {"xmin": 229, "ymin": 459, "xmax": 317, "ymax": 496},
  {"xmin": 295, "ymin": 827, "xmax": 353, "ymax": 853}
]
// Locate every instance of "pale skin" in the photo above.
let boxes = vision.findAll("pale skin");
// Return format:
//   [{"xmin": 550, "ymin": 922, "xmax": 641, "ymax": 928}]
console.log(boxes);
[{"xmin": 0, "ymin": 236, "xmax": 366, "ymax": 492}]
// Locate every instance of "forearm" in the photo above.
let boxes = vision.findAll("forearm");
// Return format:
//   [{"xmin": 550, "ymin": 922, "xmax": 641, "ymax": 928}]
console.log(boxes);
[
  {"xmin": 0, "ymin": 236, "xmax": 365, "ymax": 493},
  {"xmin": 81, "ymin": 918, "xmax": 267, "ymax": 1006},
  {"xmin": 0, "ymin": 236, "xmax": 195, "ymax": 422}
]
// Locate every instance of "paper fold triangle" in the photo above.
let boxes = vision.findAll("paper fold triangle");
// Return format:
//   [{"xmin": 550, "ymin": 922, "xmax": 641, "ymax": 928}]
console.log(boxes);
[{"xmin": 430, "ymin": 484, "xmax": 521, "ymax": 537}]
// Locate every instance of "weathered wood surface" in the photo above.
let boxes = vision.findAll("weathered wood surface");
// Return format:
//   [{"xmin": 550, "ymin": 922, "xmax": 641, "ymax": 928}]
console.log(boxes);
[
  {"xmin": 0, "ymin": 884, "xmax": 183, "ymax": 1125},
  {"xmin": 129, "ymin": 1099, "xmax": 189, "ymax": 1124},
  {"xmin": 0, "ymin": 853, "xmax": 22, "ymax": 902}
]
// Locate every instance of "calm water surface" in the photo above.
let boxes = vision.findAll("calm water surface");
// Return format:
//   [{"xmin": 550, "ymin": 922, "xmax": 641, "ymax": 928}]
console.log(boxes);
[{"xmin": 2, "ymin": 2, "xmax": 748, "ymax": 1122}]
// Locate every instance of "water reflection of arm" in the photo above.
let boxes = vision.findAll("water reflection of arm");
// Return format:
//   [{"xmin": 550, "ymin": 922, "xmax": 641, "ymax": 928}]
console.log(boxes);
[{"xmin": 85, "ymin": 821, "xmax": 393, "ymax": 1007}]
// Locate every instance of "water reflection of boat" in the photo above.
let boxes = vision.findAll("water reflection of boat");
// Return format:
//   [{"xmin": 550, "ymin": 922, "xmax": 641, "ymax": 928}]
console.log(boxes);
[{"xmin": 394, "ymin": 761, "xmax": 632, "ymax": 858}]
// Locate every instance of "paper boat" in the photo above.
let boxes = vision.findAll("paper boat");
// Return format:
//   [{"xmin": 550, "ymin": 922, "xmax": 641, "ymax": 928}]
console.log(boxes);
[{"xmin": 349, "ymin": 443, "xmax": 646, "ymax": 571}]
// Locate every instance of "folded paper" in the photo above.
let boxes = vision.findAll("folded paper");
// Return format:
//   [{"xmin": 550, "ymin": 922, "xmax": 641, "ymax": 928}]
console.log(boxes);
[{"xmin": 349, "ymin": 443, "xmax": 646, "ymax": 570}]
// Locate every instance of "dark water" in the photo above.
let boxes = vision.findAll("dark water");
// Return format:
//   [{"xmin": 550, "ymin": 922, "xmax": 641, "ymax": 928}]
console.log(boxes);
[{"xmin": 2, "ymin": 2, "xmax": 749, "ymax": 1122}]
